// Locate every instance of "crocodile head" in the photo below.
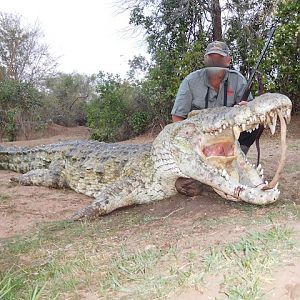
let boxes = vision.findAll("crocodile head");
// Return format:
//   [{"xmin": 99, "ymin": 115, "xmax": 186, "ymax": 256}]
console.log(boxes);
[{"xmin": 155, "ymin": 93, "xmax": 292, "ymax": 204}]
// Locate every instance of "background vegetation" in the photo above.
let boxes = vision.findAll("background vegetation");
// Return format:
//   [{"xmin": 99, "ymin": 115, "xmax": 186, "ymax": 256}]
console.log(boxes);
[{"xmin": 0, "ymin": 0, "xmax": 299, "ymax": 141}]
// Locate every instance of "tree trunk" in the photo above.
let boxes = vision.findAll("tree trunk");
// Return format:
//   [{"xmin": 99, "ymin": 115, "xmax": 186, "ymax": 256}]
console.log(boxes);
[{"xmin": 211, "ymin": 0, "xmax": 222, "ymax": 41}]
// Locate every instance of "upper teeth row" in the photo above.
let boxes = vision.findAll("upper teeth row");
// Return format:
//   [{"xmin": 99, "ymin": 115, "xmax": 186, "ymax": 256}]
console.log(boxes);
[{"xmin": 204, "ymin": 107, "xmax": 291, "ymax": 136}]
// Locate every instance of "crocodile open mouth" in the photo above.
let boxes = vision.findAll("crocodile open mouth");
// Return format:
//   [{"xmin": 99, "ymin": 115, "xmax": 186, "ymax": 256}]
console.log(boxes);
[{"xmin": 196, "ymin": 104, "xmax": 291, "ymax": 191}]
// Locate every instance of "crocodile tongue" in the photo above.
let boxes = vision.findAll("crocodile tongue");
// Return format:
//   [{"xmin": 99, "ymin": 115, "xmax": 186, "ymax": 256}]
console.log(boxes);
[
  {"xmin": 200, "ymin": 134, "xmax": 240, "ymax": 182},
  {"xmin": 202, "ymin": 142, "xmax": 234, "ymax": 157}
]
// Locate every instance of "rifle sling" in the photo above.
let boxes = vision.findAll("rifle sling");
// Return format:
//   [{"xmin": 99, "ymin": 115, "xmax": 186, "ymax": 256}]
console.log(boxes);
[
  {"xmin": 255, "ymin": 126, "xmax": 264, "ymax": 167},
  {"xmin": 204, "ymin": 79, "xmax": 228, "ymax": 109}
]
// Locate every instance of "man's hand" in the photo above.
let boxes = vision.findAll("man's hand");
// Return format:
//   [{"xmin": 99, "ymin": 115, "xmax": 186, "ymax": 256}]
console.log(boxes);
[
  {"xmin": 172, "ymin": 115, "xmax": 185, "ymax": 122},
  {"xmin": 238, "ymin": 101, "xmax": 248, "ymax": 106}
]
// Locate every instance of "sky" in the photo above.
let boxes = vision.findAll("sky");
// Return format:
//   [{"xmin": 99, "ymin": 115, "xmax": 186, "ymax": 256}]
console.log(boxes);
[{"xmin": 1, "ymin": 0, "xmax": 148, "ymax": 77}]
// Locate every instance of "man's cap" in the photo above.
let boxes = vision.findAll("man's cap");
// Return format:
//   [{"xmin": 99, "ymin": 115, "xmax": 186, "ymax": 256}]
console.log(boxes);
[{"xmin": 205, "ymin": 41, "xmax": 230, "ymax": 57}]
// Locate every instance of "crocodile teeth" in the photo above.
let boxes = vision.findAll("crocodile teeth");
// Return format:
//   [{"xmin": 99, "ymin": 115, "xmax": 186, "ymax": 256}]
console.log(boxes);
[
  {"xmin": 256, "ymin": 164, "xmax": 262, "ymax": 171},
  {"xmin": 241, "ymin": 123, "xmax": 246, "ymax": 131},
  {"xmin": 274, "ymin": 182, "xmax": 279, "ymax": 190},
  {"xmin": 268, "ymin": 112, "xmax": 278, "ymax": 135},
  {"xmin": 222, "ymin": 169, "xmax": 228, "ymax": 177},
  {"xmin": 286, "ymin": 108, "xmax": 291, "ymax": 123},
  {"xmin": 259, "ymin": 115, "xmax": 265, "ymax": 122},
  {"xmin": 222, "ymin": 124, "xmax": 227, "ymax": 130},
  {"xmin": 219, "ymin": 128, "xmax": 223, "ymax": 133},
  {"xmin": 255, "ymin": 124, "xmax": 259, "ymax": 129},
  {"xmin": 284, "ymin": 115, "xmax": 289, "ymax": 123},
  {"xmin": 266, "ymin": 114, "xmax": 271, "ymax": 125},
  {"xmin": 268, "ymin": 122, "xmax": 276, "ymax": 135},
  {"xmin": 233, "ymin": 126, "xmax": 240, "ymax": 140},
  {"xmin": 259, "ymin": 169, "xmax": 264, "ymax": 176}
]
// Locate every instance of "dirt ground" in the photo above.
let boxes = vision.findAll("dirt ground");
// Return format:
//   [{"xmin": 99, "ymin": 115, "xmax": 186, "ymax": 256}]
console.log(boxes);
[
  {"xmin": 0, "ymin": 119, "xmax": 300, "ymax": 299},
  {"xmin": 0, "ymin": 124, "xmax": 157, "ymax": 238}
]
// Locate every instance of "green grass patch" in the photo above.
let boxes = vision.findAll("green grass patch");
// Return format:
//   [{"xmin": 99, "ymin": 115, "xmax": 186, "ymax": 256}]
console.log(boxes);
[
  {"xmin": 0, "ymin": 269, "xmax": 46, "ymax": 300},
  {"xmin": 203, "ymin": 226, "xmax": 297, "ymax": 300},
  {"xmin": 284, "ymin": 164, "xmax": 300, "ymax": 174},
  {"xmin": 1, "ymin": 224, "xmax": 297, "ymax": 299},
  {"xmin": 0, "ymin": 193, "xmax": 11, "ymax": 204},
  {"xmin": 0, "ymin": 200, "xmax": 299, "ymax": 300}
]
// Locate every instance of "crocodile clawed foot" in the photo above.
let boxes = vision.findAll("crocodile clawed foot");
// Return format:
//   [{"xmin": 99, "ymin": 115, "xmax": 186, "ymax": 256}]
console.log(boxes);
[
  {"xmin": 10, "ymin": 174, "xmax": 32, "ymax": 185},
  {"xmin": 10, "ymin": 177, "xmax": 18, "ymax": 183},
  {"xmin": 70, "ymin": 202, "xmax": 108, "ymax": 221}
]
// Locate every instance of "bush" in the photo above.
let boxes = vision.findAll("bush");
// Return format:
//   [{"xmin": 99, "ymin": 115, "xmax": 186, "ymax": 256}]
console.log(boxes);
[
  {"xmin": 87, "ymin": 72, "xmax": 153, "ymax": 142},
  {"xmin": 87, "ymin": 97, "xmax": 128, "ymax": 141},
  {"xmin": 0, "ymin": 78, "xmax": 42, "ymax": 141},
  {"xmin": 129, "ymin": 111, "xmax": 149, "ymax": 134},
  {"xmin": 41, "ymin": 73, "xmax": 94, "ymax": 126}
]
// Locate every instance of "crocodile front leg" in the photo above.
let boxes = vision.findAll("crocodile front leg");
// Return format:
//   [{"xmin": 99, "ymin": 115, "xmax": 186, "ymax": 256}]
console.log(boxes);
[
  {"xmin": 71, "ymin": 179, "xmax": 138, "ymax": 220},
  {"xmin": 10, "ymin": 161, "xmax": 66, "ymax": 188}
]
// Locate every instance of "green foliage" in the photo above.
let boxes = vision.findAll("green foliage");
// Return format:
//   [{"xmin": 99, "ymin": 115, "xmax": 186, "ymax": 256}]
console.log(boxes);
[
  {"xmin": 127, "ymin": 0, "xmax": 208, "ymax": 125},
  {"xmin": 86, "ymin": 0, "xmax": 299, "ymax": 143},
  {"xmin": 0, "ymin": 78, "xmax": 41, "ymax": 141},
  {"xmin": 42, "ymin": 73, "xmax": 94, "ymax": 126},
  {"xmin": 129, "ymin": 111, "xmax": 149, "ymax": 134},
  {"xmin": 0, "ymin": 12, "xmax": 57, "ymax": 85},
  {"xmin": 87, "ymin": 73, "xmax": 130, "ymax": 141},
  {"xmin": 125, "ymin": 0, "xmax": 299, "ymax": 131},
  {"xmin": 0, "ymin": 78, "xmax": 41, "ymax": 110},
  {"xmin": 224, "ymin": 0, "xmax": 276, "ymax": 77},
  {"xmin": 3, "ymin": 109, "xmax": 17, "ymax": 141},
  {"xmin": 87, "ymin": 72, "xmax": 154, "ymax": 141},
  {"xmin": 269, "ymin": 0, "xmax": 300, "ymax": 111},
  {"xmin": 224, "ymin": 0, "xmax": 299, "ymax": 109}
]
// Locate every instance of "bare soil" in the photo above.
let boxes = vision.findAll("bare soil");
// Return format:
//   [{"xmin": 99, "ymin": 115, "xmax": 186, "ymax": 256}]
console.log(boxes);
[{"xmin": 0, "ymin": 118, "xmax": 300, "ymax": 299}]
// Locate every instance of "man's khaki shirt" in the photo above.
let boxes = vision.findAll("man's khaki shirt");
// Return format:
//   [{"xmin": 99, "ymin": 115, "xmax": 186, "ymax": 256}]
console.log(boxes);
[{"xmin": 171, "ymin": 69, "xmax": 253, "ymax": 118}]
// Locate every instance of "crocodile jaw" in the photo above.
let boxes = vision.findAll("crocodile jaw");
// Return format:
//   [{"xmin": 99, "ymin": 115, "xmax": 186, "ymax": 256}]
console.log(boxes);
[{"xmin": 165, "ymin": 93, "xmax": 292, "ymax": 204}]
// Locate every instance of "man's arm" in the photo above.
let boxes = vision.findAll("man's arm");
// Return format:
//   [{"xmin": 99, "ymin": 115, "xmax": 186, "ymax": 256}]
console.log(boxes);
[
  {"xmin": 172, "ymin": 115, "xmax": 185, "ymax": 122},
  {"xmin": 171, "ymin": 77, "xmax": 193, "ymax": 121},
  {"xmin": 236, "ymin": 74, "xmax": 254, "ymax": 104}
]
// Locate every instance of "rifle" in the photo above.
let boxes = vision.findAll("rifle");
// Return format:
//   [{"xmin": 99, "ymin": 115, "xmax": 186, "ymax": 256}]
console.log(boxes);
[
  {"xmin": 240, "ymin": 22, "xmax": 277, "ymax": 102},
  {"xmin": 238, "ymin": 22, "xmax": 277, "ymax": 166}
]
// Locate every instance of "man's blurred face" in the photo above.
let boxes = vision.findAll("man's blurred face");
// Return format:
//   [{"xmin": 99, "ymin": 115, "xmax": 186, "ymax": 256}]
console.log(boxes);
[
  {"xmin": 204, "ymin": 53, "xmax": 231, "ymax": 68},
  {"xmin": 204, "ymin": 53, "xmax": 231, "ymax": 81}
]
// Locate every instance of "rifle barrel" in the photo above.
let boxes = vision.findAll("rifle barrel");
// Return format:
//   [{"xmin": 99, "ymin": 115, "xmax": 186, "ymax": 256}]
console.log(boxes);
[{"xmin": 241, "ymin": 23, "xmax": 277, "ymax": 101}]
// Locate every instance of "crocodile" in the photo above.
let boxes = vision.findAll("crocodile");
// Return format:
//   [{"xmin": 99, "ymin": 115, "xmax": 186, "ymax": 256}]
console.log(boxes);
[{"xmin": 0, "ymin": 93, "xmax": 292, "ymax": 220}]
